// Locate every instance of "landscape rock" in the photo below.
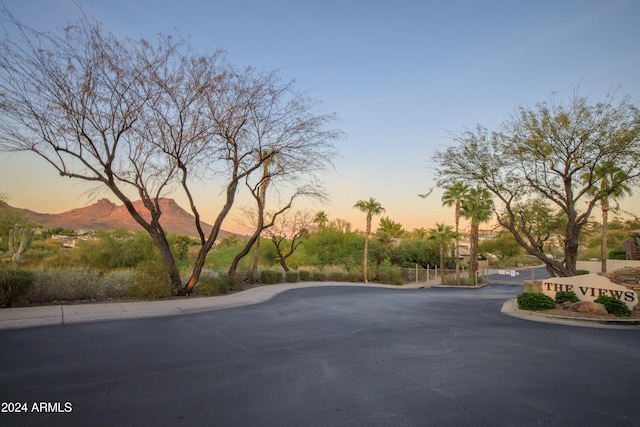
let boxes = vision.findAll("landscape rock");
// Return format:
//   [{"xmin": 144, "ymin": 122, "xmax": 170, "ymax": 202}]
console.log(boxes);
[
  {"xmin": 566, "ymin": 301, "xmax": 608, "ymax": 315},
  {"xmin": 600, "ymin": 267, "xmax": 640, "ymax": 293}
]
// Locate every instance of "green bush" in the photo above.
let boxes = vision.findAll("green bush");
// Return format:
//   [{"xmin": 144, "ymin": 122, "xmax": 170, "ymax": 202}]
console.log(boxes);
[
  {"xmin": 346, "ymin": 271, "xmax": 361, "ymax": 282},
  {"xmin": 127, "ymin": 261, "xmax": 173, "ymax": 300},
  {"xmin": 313, "ymin": 271, "xmax": 326, "ymax": 281},
  {"xmin": 195, "ymin": 274, "xmax": 230, "ymax": 296},
  {"xmin": 330, "ymin": 271, "xmax": 344, "ymax": 281},
  {"xmin": 608, "ymin": 250, "xmax": 628, "ymax": 260},
  {"xmin": 0, "ymin": 269, "xmax": 34, "ymax": 307},
  {"xmin": 443, "ymin": 274, "xmax": 456, "ymax": 285},
  {"xmin": 298, "ymin": 270, "xmax": 311, "ymax": 281},
  {"xmin": 285, "ymin": 271, "xmax": 299, "ymax": 283},
  {"xmin": 377, "ymin": 262, "xmax": 403, "ymax": 285},
  {"xmin": 378, "ymin": 271, "xmax": 391, "ymax": 284},
  {"xmin": 260, "ymin": 269, "xmax": 281, "ymax": 285},
  {"xmin": 594, "ymin": 295, "xmax": 632, "ymax": 317},
  {"xmin": 225, "ymin": 269, "xmax": 248, "ymax": 291},
  {"xmin": 555, "ymin": 291, "xmax": 579, "ymax": 304},
  {"xmin": 517, "ymin": 292, "xmax": 557, "ymax": 311}
]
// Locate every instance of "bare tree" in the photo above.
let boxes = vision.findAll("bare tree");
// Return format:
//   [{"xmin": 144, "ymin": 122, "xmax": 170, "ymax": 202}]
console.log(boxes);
[
  {"xmin": 264, "ymin": 210, "xmax": 314, "ymax": 271},
  {"xmin": 0, "ymin": 10, "xmax": 341, "ymax": 294},
  {"xmin": 227, "ymin": 182, "xmax": 327, "ymax": 279},
  {"xmin": 220, "ymin": 71, "xmax": 337, "ymax": 282}
]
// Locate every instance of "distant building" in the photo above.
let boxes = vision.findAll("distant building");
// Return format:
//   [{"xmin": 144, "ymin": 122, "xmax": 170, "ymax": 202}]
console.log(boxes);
[{"xmin": 622, "ymin": 232, "xmax": 640, "ymax": 260}]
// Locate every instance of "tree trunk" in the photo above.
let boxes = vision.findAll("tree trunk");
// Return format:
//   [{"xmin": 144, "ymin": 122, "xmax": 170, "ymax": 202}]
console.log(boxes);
[
  {"xmin": 469, "ymin": 222, "xmax": 479, "ymax": 275},
  {"xmin": 454, "ymin": 202, "xmax": 460, "ymax": 286},
  {"xmin": 250, "ymin": 239, "xmax": 260, "ymax": 283},
  {"xmin": 183, "ymin": 178, "xmax": 240, "ymax": 295},
  {"xmin": 363, "ymin": 236, "xmax": 369, "ymax": 283},
  {"xmin": 278, "ymin": 255, "xmax": 290, "ymax": 272},
  {"xmin": 151, "ymin": 230, "xmax": 182, "ymax": 292},
  {"xmin": 229, "ymin": 229, "xmax": 262, "ymax": 279},
  {"xmin": 109, "ymin": 189, "xmax": 183, "ymax": 291},
  {"xmin": 363, "ymin": 212, "xmax": 372, "ymax": 283},
  {"xmin": 601, "ymin": 203, "xmax": 609, "ymax": 273},
  {"xmin": 563, "ymin": 222, "xmax": 580, "ymax": 276},
  {"xmin": 439, "ymin": 241, "xmax": 445, "ymax": 286}
]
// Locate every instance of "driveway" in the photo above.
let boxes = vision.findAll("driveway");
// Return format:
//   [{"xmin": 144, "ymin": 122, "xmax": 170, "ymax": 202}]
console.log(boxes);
[{"xmin": 1, "ymin": 284, "xmax": 638, "ymax": 426}]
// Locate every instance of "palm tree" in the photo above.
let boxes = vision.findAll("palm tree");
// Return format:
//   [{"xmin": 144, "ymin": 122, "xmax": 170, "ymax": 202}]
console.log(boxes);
[
  {"xmin": 441, "ymin": 182, "xmax": 469, "ymax": 286},
  {"xmin": 313, "ymin": 210, "xmax": 329, "ymax": 230},
  {"xmin": 354, "ymin": 197, "xmax": 385, "ymax": 283},
  {"xmin": 429, "ymin": 223, "xmax": 455, "ymax": 286},
  {"xmin": 585, "ymin": 162, "xmax": 632, "ymax": 272},
  {"xmin": 461, "ymin": 187, "xmax": 493, "ymax": 276}
]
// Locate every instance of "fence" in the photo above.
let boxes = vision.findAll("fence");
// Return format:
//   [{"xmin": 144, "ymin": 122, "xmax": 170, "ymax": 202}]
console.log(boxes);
[
  {"xmin": 398, "ymin": 263, "xmax": 543, "ymax": 286},
  {"xmin": 399, "ymin": 265, "xmax": 482, "ymax": 286},
  {"xmin": 483, "ymin": 266, "xmax": 543, "ymax": 285}
]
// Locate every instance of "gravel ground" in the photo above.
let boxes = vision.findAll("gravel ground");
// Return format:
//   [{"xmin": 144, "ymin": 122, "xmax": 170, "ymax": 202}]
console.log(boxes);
[{"xmin": 537, "ymin": 306, "xmax": 640, "ymax": 319}]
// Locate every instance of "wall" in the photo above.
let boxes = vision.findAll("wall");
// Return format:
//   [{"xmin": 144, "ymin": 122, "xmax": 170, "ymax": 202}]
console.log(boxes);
[{"xmin": 576, "ymin": 260, "xmax": 640, "ymax": 274}]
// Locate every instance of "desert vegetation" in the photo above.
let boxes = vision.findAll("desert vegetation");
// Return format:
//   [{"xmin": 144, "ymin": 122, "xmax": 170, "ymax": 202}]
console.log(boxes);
[{"xmin": 1, "ymin": 186, "xmax": 639, "ymax": 307}]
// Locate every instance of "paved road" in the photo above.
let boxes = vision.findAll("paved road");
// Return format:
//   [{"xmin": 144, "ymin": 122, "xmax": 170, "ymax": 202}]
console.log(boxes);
[{"xmin": 1, "ymin": 284, "xmax": 639, "ymax": 426}]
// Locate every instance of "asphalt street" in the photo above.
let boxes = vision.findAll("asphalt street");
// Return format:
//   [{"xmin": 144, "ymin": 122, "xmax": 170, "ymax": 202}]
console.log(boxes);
[{"xmin": 1, "ymin": 284, "xmax": 639, "ymax": 427}]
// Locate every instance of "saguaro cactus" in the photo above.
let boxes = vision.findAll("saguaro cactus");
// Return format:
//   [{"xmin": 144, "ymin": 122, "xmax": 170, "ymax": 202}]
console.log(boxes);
[{"xmin": 8, "ymin": 224, "xmax": 35, "ymax": 262}]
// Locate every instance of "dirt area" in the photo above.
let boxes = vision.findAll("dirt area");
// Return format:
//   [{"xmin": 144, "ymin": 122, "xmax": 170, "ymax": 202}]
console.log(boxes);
[{"xmin": 535, "ymin": 307, "xmax": 640, "ymax": 320}]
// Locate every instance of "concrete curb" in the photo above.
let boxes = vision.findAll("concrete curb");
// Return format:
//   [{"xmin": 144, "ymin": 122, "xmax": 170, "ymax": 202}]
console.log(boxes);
[
  {"xmin": 6, "ymin": 283, "xmax": 635, "ymax": 331},
  {"xmin": 501, "ymin": 298, "xmax": 640, "ymax": 330},
  {"xmin": 0, "ymin": 281, "xmax": 429, "ymax": 330}
]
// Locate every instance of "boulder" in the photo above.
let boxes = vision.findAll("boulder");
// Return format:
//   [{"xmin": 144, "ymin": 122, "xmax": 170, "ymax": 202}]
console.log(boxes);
[{"xmin": 566, "ymin": 301, "xmax": 608, "ymax": 315}]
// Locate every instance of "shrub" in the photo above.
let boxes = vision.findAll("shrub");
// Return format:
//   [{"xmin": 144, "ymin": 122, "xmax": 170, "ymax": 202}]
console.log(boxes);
[
  {"xmin": 27, "ymin": 269, "xmax": 129, "ymax": 303},
  {"xmin": 594, "ymin": 295, "xmax": 632, "ymax": 318},
  {"xmin": 195, "ymin": 274, "xmax": 230, "ymax": 296},
  {"xmin": 346, "ymin": 271, "xmax": 361, "ymax": 282},
  {"xmin": 330, "ymin": 271, "xmax": 344, "ymax": 282},
  {"xmin": 222, "ymin": 272, "xmax": 245, "ymax": 292},
  {"xmin": 313, "ymin": 271, "xmax": 326, "ymax": 281},
  {"xmin": 555, "ymin": 291, "xmax": 579, "ymax": 304},
  {"xmin": 608, "ymin": 250, "xmax": 628, "ymax": 260},
  {"xmin": 127, "ymin": 261, "xmax": 173, "ymax": 300},
  {"xmin": 285, "ymin": 271, "xmax": 299, "ymax": 283},
  {"xmin": 377, "ymin": 262, "xmax": 403, "ymax": 285},
  {"xmin": 378, "ymin": 271, "xmax": 391, "ymax": 284},
  {"xmin": 260, "ymin": 269, "xmax": 281, "ymax": 285},
  {"xmin": 298, "ymin": 270, "xmax": 311, "ymax": 281},
  {"xmin": 443, "ymin": 274, "xmax": 456, "ymax": 285},
  {"xmin": 0, "ymin": 269, "xmax": 34, "ymax": 308},
  {"xmin": 517, "ymin": 292, "xmax": 556, "ymax": 311}
]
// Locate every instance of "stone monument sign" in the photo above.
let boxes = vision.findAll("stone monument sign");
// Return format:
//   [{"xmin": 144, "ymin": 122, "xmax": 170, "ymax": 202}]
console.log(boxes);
[{"xmin": 542, "ymin": 273, "xmax": 638, "ymax": 310}]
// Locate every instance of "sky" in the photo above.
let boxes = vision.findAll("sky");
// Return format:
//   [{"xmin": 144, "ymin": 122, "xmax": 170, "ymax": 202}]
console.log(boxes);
[{"xmin": 1, "ymin": 0, "xmax": 639, "ymax": 234}]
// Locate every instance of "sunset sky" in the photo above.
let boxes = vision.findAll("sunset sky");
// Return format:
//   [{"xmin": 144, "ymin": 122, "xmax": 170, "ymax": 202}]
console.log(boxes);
[{"xmin": 1, "ymin": 0, "xmax": 639, "ymax": 234}]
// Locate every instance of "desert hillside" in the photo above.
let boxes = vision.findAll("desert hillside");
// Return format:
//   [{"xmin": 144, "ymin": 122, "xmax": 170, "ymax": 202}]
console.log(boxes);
[{"xmin": 15, "ymin": 198, "xmax": 234, "ymax": 238}]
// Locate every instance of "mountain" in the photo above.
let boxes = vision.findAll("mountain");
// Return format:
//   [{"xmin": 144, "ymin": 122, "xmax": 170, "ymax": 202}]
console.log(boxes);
[{"xmin": 18, "ymin": 198, "xmax": 234, "ymax": 238}]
